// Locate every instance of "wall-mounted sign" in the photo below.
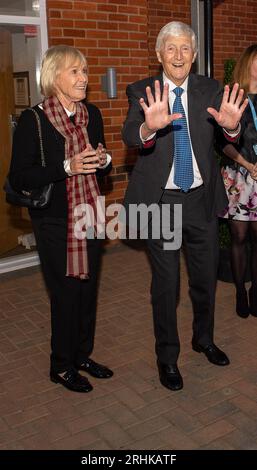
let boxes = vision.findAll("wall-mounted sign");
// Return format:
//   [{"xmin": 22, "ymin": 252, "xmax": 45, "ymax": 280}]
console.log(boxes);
[
  {"xmin": 24, "ymin": 25, "xmax": 37, "ymax": 37},
  {"xmin": 13, "ymin": 71, "xmax": 30, "ymax": 113}
]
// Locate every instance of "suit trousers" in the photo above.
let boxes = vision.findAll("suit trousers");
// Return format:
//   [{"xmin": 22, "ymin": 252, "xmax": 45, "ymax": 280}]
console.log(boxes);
[
  {"xmin": 146, "ymin": 186, "xmax": 219, "ymax": 365},
  {"xmin": 32, "ymin": 217, "xmax": 102, "ymax": 373}
]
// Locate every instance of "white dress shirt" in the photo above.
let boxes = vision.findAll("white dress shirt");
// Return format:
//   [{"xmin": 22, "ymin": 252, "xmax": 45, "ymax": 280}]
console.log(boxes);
[
  {"xmin": 163, "ymin": 75, "xmax": 203, "ymax": 189},
  {"xmin": 139, "ymin": 74, "xmax": 203, "ymax": 189},
  {"xmin": 139, "ymin": 75, "xmax": 240, "ymax": 190}
]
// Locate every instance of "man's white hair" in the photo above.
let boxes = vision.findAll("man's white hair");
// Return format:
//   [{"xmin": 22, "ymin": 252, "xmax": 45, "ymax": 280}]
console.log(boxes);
[{"xmin": 155, "ymin": 21, "xmax": 198, "ymax": 53}]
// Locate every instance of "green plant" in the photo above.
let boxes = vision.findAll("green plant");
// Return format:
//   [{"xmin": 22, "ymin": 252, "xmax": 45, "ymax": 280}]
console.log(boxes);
[{"xmin": 223, "ymin": 58, "xmax": 236, "ymax": 85}]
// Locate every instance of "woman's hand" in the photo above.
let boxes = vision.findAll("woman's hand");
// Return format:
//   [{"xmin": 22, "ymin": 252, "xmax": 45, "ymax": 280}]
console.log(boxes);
[
  {"xmin": 249, "ymin": 162, "xmax": 257, "ymax": 180},
  {"xmin": 96, "ymin": 143, "xmax": 107, "ymax": 167},
  {"xmin": 70, "ymin": 144, "xmax": 100, "ymax": 175}
]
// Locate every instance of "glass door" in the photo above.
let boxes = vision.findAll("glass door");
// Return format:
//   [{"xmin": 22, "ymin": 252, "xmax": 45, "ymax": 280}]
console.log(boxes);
[
  {"xmin": 0, "ymin": 0, "xmax": 40, "ymax": 17},
  {"xmin": 0, "ymin": 0, "xmax": 47, "ymax": 263}
]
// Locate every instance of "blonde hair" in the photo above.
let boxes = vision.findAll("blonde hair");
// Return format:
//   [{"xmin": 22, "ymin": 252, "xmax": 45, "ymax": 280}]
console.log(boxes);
[
  {"xmin": 233, "ymin": 44, "xmax": 257, "ymax": 95},
  {"xmin": 40, "ymin": 45, "xmax": 86, "ymax": 97},
  {"xmin": 155, "ymin": 21, "xmax": 197, "ymax": 53}
]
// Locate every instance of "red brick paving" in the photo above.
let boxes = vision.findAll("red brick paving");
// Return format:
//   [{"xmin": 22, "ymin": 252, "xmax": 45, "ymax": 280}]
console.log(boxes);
[{"xmin": 1, "ymin": 243, "xmax": 257, "ymax": 450}]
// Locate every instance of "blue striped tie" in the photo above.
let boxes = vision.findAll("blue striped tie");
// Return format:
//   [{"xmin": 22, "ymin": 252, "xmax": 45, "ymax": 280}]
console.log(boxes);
[{"xmin": 172, "ymin": 87, "xmax": 193, "ymax": 192}]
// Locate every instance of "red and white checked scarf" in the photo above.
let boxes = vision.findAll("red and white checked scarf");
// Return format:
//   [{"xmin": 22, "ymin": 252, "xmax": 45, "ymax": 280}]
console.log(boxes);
[{"xmin": 43, "ymin": 95, "xmax": 100, "ymax": 279}]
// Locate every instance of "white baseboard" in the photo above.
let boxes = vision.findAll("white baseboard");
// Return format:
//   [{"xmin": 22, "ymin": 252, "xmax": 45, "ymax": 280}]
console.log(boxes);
[{"xmin": 0, "ymin": 252, "xmax": 40, "ymax": 274}]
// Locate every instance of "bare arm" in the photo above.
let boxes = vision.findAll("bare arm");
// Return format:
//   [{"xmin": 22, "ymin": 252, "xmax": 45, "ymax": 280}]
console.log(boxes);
[{"xmin": 223, "ymin": 143, "xmax": 257, "ymax": 180}]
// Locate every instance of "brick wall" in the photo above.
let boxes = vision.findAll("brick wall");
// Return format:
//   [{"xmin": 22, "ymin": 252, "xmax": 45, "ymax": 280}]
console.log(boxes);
[
  {"xmin": 148, "ymin": 0, "xmax": 191, "ymax": 76},
  {"xmin": 148, "ymin": 0, "xmax": 257, "ymax": 81},
  {"xmin": 213, "ymin": 0, "xmax": 257, "ymax": 81},
  {"xmin": 46, "ymin": 0, "xmax": 257, "ymax": 208},
  {"xmin": 47, "ymin": 0, "xmax": 148, "ymax": 205}
]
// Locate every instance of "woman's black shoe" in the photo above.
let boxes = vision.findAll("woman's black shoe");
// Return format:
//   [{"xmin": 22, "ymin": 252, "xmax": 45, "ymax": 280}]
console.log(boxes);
[
  {"xmin": 50, "ymin": 368, "xmax": 93, "ymax": 392},
  {"xmin": 236, "ymin": 288, "xmax": 250, "ymax": 318},
  {"xmin": 249, "ymin": 286, "xmax": 257, "ymax": 317}
]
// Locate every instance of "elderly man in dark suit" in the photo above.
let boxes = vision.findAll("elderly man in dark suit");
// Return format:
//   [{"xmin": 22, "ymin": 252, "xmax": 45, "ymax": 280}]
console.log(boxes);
[{"xmin": 122, "ymin": 21, "xmax": 248, "ymax": 391}]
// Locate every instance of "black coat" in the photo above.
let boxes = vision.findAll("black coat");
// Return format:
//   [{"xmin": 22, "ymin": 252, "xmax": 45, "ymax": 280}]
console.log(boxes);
[
  {"xmin": 9, "ymin": 102, "xmax": 111, "ymax": 219},
  {"xmin": 219, "ymin": 94, "xmax": 257, "ymax": 167}
]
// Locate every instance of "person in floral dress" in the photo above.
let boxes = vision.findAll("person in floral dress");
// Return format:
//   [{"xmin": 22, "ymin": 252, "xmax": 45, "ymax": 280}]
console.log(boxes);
[{"xmin": 220, "ymin": 45, "xmax": 257, "ymax": 318}]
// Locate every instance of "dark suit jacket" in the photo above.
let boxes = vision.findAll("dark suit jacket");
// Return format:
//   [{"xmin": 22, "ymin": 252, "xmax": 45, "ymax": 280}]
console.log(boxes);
[
  {"xmin": 9, "ymin": 102, "xmax": 111, "ymax": 219},
  {"xmin": 122, "ymin": 73, "xmax": 228, "ymax": 222}
]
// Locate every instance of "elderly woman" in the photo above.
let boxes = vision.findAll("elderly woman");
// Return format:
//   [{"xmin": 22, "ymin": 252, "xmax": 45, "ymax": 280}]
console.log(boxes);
[{"xmin": 9, "ymin": 45, "xmax": 113, "ymax": 392}]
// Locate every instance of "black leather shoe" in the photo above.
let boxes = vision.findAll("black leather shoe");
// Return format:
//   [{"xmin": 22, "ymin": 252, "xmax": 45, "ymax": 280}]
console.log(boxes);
[
  {"xmin": 192, "ymin": 342, "xmax": 230, "ymax": 366},
  {"xmin": 77, "ymin": 358, "xmax": 113, "ymax": 379},
  {"xmin": 157, "ymin": 361, "xmax": 183, "ymax": 391},
  {"xmin": 50, "ymin": 368, "xmax": 93, "ymax": 392},
  {"xmin": 236, "ymin": 288, "xmax": 250, "ymax": 318}
]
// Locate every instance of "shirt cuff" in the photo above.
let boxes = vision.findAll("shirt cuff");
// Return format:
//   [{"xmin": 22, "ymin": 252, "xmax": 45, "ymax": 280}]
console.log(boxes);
[
  {"xmin": 64, "ymin": 153, "xmax": 111, "ymax": 175},
  {"xmin": 63, "ymin": 158, "xmax": 73, "ymax": 176},
  {"xmin": 222, "ymin": 123, "xmax": 241, "ymax": 140},
  {"xmin": 139, "ymin": 123, "xmax": 156, "ymax": 143},
  {"xmin": 99, "ymin": 153, "xmax": 112, "ymax": 169}
]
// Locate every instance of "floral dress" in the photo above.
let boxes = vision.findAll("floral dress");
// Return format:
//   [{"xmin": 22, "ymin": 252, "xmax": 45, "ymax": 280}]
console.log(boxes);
[{"xmin": 220, "ymin": 94, "xmax": 257, "ymax": 221}]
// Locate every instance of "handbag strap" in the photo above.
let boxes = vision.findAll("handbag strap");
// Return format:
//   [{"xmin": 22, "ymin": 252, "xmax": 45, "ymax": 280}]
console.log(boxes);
[
  {"xmin": 29, "ymin": 108, "xmax": 46, "ymax": 168},
  {"xmin": 247, "ymin": 95, "xmax": 257, "ymax": 132}
]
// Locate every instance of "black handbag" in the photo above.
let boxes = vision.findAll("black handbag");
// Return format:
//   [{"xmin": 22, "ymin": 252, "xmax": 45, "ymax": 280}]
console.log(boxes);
[{"xmin": 4, "ymin": 108, "xmax": 53, "ymax": 209}]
